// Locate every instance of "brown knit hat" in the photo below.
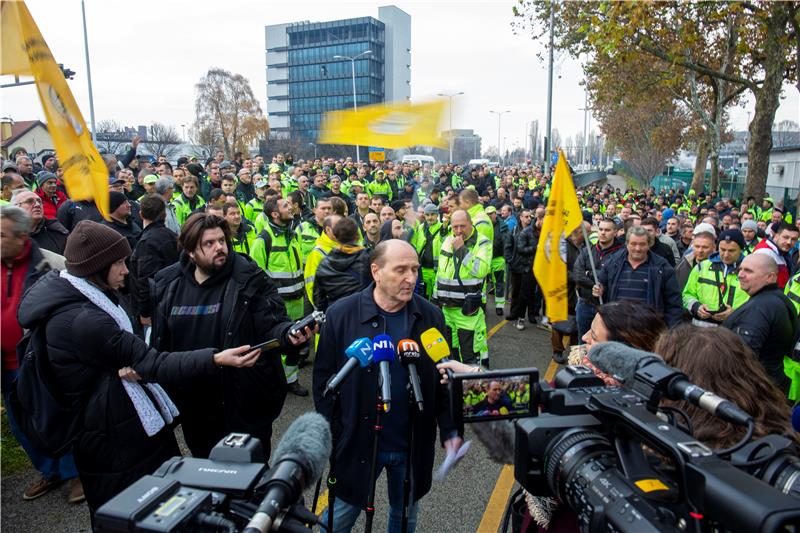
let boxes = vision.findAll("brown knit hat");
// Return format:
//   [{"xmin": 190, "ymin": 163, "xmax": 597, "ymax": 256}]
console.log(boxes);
[{"xmin": 64, "ymin": 220, "xmax": 131, "ymax": 277}]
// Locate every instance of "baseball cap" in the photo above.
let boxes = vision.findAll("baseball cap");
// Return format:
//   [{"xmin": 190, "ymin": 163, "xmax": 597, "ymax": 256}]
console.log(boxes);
[
  {"xmin": 108, "ymin": 176, "xmax": 125, "ymax": 186},
  {"xmin": 693, "ymin": 222, "xmax": 716, "ymax": 236},
  {"xmin": 144, "ymin": 174, "xmax": 159, "ymax": 185},
  {"xmin": 424, "ymin": 204, "xmax": 439, "ymax": 215},
  {"xmin": 255, "ymin": 179, "xmax": 268, "ymax": 188},
  {"xmin": 485, "ymin": 206, "xmax": 497, "ymax": 214},
  {"xmin": 350, "ymin": 180, "xmax": 363, "ymax": 188}
]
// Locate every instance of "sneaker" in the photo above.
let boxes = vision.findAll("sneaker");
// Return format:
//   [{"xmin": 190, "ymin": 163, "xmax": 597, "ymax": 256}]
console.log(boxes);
[
  {"xmin": 515, "ymin": 318, "xmax": 525, "ymax": 331},
  {"xmin": 287, "ymin": 381, "xmax": 309, "ymax": 397},
  {"xmin": 23, "ymin": 477, "xmax": 60, "ymax": 501},
  {"xmin": 66, "ymin": 478, "xmax": 85, "ymax": 504},
  {"xmin": 495, "ymin": 308, "xmax": 504, "ymax": 316}
]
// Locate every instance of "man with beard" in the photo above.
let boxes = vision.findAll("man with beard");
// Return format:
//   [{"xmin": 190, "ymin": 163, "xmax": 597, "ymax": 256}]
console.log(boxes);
[{"xmin": 150, "ymin": 213, "xmax": 313, "ymax": 458}]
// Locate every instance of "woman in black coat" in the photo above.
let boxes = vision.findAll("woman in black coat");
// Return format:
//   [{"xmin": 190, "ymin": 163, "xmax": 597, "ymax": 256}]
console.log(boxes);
[{"xmin": 17, "ymin": 221, "xmax": 261, "ymax": 518}]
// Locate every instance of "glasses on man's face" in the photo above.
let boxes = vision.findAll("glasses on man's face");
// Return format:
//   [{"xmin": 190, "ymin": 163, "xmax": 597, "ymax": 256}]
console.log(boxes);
[{"xmin": 17, "ymin": 198, "xmax": 42, "ymax": 207}]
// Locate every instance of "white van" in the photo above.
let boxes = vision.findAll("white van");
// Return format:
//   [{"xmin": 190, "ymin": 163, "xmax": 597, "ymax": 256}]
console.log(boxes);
[
  {"xmin": 402, "ymin": 154, "xmax": 435, "ymax": 166},
  {"xmin": 468, "ymin": 158, "xmax": 489, "ymax": 166}
]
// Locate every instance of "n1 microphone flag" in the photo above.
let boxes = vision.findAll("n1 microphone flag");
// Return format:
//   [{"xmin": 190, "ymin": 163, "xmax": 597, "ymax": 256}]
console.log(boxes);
[
  {"xmin": 318, "ymin": 99, "xmax": 448, "ymax": 149},
  {"xmin": 533, "ymin": 149, "xmax": 582, "ymax": 323},
  {"xmin": 1, "ymin": 0, "xmax": 109, "ymax": 219}
]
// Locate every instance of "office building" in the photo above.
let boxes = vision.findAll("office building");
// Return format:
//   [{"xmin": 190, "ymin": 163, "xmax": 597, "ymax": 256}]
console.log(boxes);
[{"xmin": 265, "ymin": 6, "xmax": 410, "ymax": 140}]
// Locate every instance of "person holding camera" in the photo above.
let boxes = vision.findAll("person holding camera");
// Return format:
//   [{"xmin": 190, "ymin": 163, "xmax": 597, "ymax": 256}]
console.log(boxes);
[
  {"xmin": 435, "ymin": 210, "xmax": 492, "ymax": 367},
  {"xmin": 149, "ymin": 213, "xmax": 313, "ymax": 459},
  {"xmin": 16, "ymin": 221, "xmax": 264, "ymax": 517},
  {"xmin": 682, "ymin": 229, "xmax": 749, "ymax": 327}
]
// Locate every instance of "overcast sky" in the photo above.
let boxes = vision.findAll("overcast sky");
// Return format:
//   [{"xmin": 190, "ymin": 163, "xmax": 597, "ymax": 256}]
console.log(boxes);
[{"xmin": 2, "ymin": 0, "xmax": 797, "ymax": 154}]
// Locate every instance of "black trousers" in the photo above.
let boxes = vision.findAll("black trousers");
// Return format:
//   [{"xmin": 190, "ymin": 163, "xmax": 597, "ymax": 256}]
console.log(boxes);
[{"xmin": 509, "ymin": 271, "xmax": 538, "ymax": 320}]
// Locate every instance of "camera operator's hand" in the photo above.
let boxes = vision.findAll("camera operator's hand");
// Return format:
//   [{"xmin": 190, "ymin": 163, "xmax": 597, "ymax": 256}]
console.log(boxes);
[
  {"xmin": 214, "ymin": 345, "xmax": 262, "ymax": 368},
  {"xmin": 711, "ymin": 305, "xmax": 732, "ymax": 322},
  {"xmin": 287, "ymin": 325, "xmax": 316, "ymax": 346},
  {"xmin": 697, "ymin": 304, "xmax": 713, "ymax": 319},
  {"xmin": 436, "ymin": 360, "xmax": 480, "ymax": 384}
]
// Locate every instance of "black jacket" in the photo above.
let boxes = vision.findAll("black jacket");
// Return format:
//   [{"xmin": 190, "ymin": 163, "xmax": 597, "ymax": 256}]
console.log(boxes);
[
  {"xmin": 128, "ymin": 221, "xmax": 179, "ymax": 318},
  {"xmin": 17, "ymin": 271, "xmax": 218, "ymax": 511},
  {"xmin": 30, "ymin": 218, "xmax": 69, "ymax": 255},
  {"xmin": 573, "ymin": 240, "xmax": 623, "ymax": 300},
  {"xmin": 651, "ymin": 239, "xmax": 676, "ymax": 267},
  {"xmin": 150, "ymin": 252, "xmax": 295, "ymax": 443},
  {"xmin": 506, "ymin": 224, "xmax": 536, "ymax": 273},
  {"xmin": 102, "ymin": 217, "xmax": 142, "ymax": 251},
  {"xmin": 312, "ymin": 285, "xmax": 459, "ymax": 507},
  {"xmin": 312, "ymin": 246, "xmax": 372, "ymax": 312},
  {"xmin": 723, "ymin": 284, "xmax": 798, "ymax": 394},
  {"xmin": 56, "ymin": 199, "xmax": 103, "ymax": 232},
  {"xmin": 597, "ymin": 249, "xmax": 683, "ymax": 327},
  {"xmin": 492, "ymin": 220, "xmax": 509, "ymax": 259}
]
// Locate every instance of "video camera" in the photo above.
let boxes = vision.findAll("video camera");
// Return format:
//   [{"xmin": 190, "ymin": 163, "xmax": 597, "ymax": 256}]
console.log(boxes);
[
  {"xmin": 95, "ymin": 413, "xmax": 331, "ymax": 533},
  {"xmin": 450, "ymin": 362, "xmax": 800, "ymax": 532}
]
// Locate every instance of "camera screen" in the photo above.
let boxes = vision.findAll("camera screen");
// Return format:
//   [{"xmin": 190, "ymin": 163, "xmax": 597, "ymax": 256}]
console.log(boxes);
[{"xmin": 454, "ymin": 369, "xmax": 537, "ymax": 423}]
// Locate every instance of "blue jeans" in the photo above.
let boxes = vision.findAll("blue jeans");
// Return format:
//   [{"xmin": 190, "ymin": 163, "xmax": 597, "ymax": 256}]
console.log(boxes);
[
  {"xmin": 2, "ymin": 369, "xmax": 78, "ymax": 480},
  {"xmin": 575, "ymin": 298, "xmax": 597, "ymax": 344},
  {"xmin": 321, "ymin": 450, "xmax": 419, "ymax": 533}
]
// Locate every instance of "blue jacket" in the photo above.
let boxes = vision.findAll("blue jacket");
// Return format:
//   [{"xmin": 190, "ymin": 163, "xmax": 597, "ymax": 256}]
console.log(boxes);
[
  {"xmin": 312, "ymin": 284, "xmax": 458, "ymax": 506},
  {"xmin": 597, "ymin": 248, "xmax": 683, "ymax": 327}
]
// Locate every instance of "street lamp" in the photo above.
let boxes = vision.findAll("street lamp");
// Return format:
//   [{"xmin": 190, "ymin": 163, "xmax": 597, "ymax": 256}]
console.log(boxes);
[
  {"xmin": 181, "ymin": 124, "xmax": 186, "ymax": 143},
  {"xmin": 437, "ymin": 91, "xmax": 464, "ymax": 163},
  {"xmin": 489, "ymin": 110, "xmax": 510, "ymax": 165},
  {"xmin": 309, "ymin": 142, "xmax": 317, "ymax": 159},
  {"xmin": 333, "ymin": 50, "xmax": 372, "ymax": 163}
]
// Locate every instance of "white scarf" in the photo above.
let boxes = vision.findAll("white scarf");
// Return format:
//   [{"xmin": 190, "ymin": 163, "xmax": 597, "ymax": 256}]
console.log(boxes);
[{"xmin": 60, "ymin": 270, "xmax": 179, "ymax": 437}]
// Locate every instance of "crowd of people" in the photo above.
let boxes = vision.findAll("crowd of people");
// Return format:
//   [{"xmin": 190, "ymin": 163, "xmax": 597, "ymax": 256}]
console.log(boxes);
[{"xmin": 2, "ymin": 143, "xmax": 799, "ymax": 531}]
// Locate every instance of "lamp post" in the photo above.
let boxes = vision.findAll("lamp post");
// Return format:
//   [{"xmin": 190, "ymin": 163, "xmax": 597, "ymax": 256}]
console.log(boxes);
[
  {"xmin": 333, "ymin": 50, "xmax": 372, "ymax": 163},
  {"xmin": 181, "ymin": 124, "xmax": 186, "ymax": 143},
  {"xmin": 309, "ymin": 142, "xmax": 317, "ymax": 159},
  {"xmin": 81, "ymin": 0, "xmax": 97, "ymax": 144},
  {"xmin": 489, "ymin": 110, "xmax": 510, "ymax": 165},
  {"xmin": 437, "ymin": 91, "xmax": 464, "ymax": 163}
]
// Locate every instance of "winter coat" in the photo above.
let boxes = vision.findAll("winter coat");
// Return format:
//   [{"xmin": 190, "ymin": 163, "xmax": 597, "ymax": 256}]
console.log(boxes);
[
  {"xmin": 312, "ymin": 246, "xmax": 372, "ymax": 312},
  {"xmin": 312, "ymin": 284, "xmax": 459, "ymax": 507},
  {"xmin": 573, "ymin": 240, "xmax": 623, "ymax": 300},
  {"xmin": 507, "ymin": 224, "xmax": 536, "ymax": 273},
  {"xmin": 29, "ymin": 218, "xmax": 69, "ymax": 255},
  {"xmin": 597, "ymin": 249, "xmax": 683, "ymax": 327},
  {"xmin": 128, "ymin": 221, "xmax": 179, "ymax": 319},
  {"xmin": 56, "ymin": 199, "xmax": 103, "ymax": 232}
]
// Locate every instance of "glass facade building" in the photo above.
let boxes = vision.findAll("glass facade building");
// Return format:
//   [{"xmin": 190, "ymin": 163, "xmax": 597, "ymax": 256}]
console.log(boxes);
[{"xmin": 266, "ymin": 7, "xmax": 410, "ymax": 141}]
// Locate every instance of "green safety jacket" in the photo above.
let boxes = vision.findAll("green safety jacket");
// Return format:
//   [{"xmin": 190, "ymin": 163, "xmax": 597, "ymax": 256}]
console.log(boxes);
[
  {"xmin": 682, "ymin": 255, "xmax": 749, "ymax": 316},
  {"xmin": 366, "ymin": 179, "xmax": 392, "ymax": 200},
  {"xmin": 296, "ymin": 219, "xmax": 323, "ymax": 262},
  {"xmin": 243, "ymin": 197, "xmax": 264, "ymax": 223},
  {"xmin": 450, "ymin": 173, "xmax": 463, "ymax": 190},
  {"xmin": 743, "ymin": 237, "xmax": 761, "ymax": 256},
  {"xmin": 435, "ymin": 229, "xmax": 492, "ymax": 307},
  {"xmin": 467, "ymin": 203, "xmax": 494, "ymax": 244},
  {"xmin": 231, "ymin": 223, "xmax": 257, "ymax": 255},
  {"xmin": 411, "ymin": 221, "xmax": 442, "ymax": 269},
  {"xmin": 785, "ymin": 272, "xmax": 800, "ymax": 315},
  {"xmin": 172, "ymin": 194, "xmax": 206, "ymax": 226},
  {"xmin": 303, "ymin": 232, "xmax": 337, "ymax": 305},
  {"xmin": 249, "ymin": 222, "xmax": 305, "ymax": 301}
]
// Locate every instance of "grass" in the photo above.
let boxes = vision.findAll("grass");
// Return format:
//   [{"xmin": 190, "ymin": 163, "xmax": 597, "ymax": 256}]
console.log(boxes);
[{"xmin": 1, "ymin": 402, "xmax": 33, "ymax": 476}]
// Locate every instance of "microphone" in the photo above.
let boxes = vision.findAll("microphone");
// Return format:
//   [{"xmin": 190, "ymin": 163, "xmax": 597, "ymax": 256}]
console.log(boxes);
[
  {"xmin": 397, "ymin": 339, "xmax": 424, "ymax": 412},
  {"xmin": 372, "ymin": 334, "xmax": 395, "ymax": 412},
  {"xmin": 420, "ymin": 327, "xmax": 455, "ymax": 382},
  {"xmin": 324, "ymin": 337, "xmax": 373, "ymax": 397},
  {"xmin": 588, "ymin": 342, "xmax": 753, "ymax": 426},
  {"xmin": 242, "ymin": 412, "xmax": 332, "ymax": 533}
]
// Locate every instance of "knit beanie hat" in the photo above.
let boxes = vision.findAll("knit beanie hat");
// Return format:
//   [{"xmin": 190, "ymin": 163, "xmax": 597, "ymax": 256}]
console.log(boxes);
[
  {"xmin": 64, "ymin": 220, "xmax": 131, "ymax": 277},
  {"xmin": 36, "ymin": 171, "xmax": 57, "ymax": 188},
  {"xmin": 741, "ymin": 220, "xmax": 758, "ymax": 233},
  {"xmin": 718, "ymin": 229, "xmax": 746, "ymax": 250},
  {"xmin": 108, "ymin": 191, "xmax": 128, "ymax": 213}
]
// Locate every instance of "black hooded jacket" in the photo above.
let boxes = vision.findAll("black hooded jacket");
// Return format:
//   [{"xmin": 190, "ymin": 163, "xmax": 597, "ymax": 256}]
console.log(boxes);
[{"xmin": 312, "ymin": 246, "xmax": 372, "ymax": 312}]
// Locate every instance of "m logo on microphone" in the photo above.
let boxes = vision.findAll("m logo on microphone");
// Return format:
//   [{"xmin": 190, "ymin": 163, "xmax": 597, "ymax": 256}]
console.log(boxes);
[{"xmin": 398, "ymin": 340, "xmax": 420, "ymax": 357}]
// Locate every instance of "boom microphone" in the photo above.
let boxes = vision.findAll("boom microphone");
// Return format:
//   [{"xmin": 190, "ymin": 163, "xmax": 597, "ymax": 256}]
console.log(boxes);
[
  {"xmin": 324, "ymin": 337, "xmax": 373, "ymax": 396},
  {"xmin": 420, "ymin": 327, "xmax": 455, "ymax": 382},
  {"xmin": 588, "ymin": 342, "xmax": 752, "ymax": 427},
  {"xmin": 242, "ymin": 412, "xmax": 332, "ymax": 533},
  {"xmin": 397, "ymin": 339, "xmax": 424, "ymax": 412},
  {"xmin": 372, "ymin": 334, "xmax": 395, "ymax": 412}
]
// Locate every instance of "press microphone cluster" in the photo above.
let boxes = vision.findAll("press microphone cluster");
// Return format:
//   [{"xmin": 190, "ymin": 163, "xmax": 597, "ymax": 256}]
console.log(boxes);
[
  {"xmin": 324, "ymin": 337, "xmax": 373, "ymax": 397},
  {"xmin": 588, "ymin": 342, "xmax": 753, "ymax": 426},
  {"xmin": 373, "ymin": 334, "xmax": 396, "ymax": 412},
  {"xmin": 398, "ymin": 339, "xmax": 424, "ymax": 412}
]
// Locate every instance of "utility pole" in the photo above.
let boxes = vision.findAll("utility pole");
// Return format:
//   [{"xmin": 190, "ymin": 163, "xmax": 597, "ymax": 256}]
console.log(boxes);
[
  {"xmin": 489, "ymin": 110, "xmax": 510, "ymax": 164},
  {"xmin": 437, "ymin": 91, "xmax": 464, "ymax": 163},
  {"xmin": 81, "ymin": 0, "xmax": 97, "ymax": 144},
  {"xmin": 544, "ymin": 4, "xmax": 555, "ymax": 173}
]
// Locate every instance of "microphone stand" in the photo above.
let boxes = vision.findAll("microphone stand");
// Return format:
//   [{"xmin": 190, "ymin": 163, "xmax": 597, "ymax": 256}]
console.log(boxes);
[
  {"xmin": 364, "ymin": 381, "xmax": 386, "ymax": 533},
  {"xmin": 325, "ymin": 390, "xmax": 341, "ymax": 533},
  {"xmin": 401, "ymin": 382, "xmax": 421, "ymax": 533}
]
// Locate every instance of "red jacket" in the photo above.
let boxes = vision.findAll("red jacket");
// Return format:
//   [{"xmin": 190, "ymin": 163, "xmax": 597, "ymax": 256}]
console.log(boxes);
[
  {"xmin": 1, "ymin": 241, "xmax": 32, "ymax": 372},
  {"xmin": 753, "ymin": 238, "xmax": 790, "ymax": 288},
  {"xmin": 36, "ymin": 187, "xmax": 68, "ymax": 220}
]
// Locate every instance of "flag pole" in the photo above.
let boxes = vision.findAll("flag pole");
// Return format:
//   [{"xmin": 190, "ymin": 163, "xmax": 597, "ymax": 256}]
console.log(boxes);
[
  {"xmin": 80, "ymin": 0, "xmax": 97, "ymax": 145},
  {"xmin": 580, "ymin": 222, "xmax": 603, "ymax": 305}
]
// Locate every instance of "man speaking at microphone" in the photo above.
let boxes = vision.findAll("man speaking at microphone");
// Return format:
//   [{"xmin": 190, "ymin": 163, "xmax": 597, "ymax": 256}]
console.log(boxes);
[{"xmin": 313, "ymin": 239, "xmax": 463, "ymax": 533}]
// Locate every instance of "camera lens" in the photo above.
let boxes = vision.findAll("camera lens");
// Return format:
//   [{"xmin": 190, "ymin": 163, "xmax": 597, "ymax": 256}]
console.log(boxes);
[
  {"xmin": 760, "ymin": 453, "xmax": 800, "ymax": 501},
  {"xmin": 543, "ymin": 428, "xmax": 615, "ymax": 504}
]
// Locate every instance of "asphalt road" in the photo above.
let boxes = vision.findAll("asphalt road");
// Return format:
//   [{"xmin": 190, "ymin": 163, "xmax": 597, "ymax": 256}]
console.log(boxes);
[{"xmin": 1, "ymin": 297, "xmax": 557, "ymax": 533}]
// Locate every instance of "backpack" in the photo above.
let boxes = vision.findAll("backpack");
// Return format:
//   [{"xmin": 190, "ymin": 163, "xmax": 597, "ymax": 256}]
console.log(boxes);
[{"xmin": 8, "ymin": 316, "xmax": 85, "ymax": 457}]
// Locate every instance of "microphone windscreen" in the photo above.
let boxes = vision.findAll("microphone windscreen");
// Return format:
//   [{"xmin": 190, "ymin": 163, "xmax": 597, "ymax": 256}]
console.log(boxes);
[
  {"xmin": 271, "ymin": 412, "xmax": 331, "ymax": 483},
  {"xmin": 397, "ymin": 339, "xmax": 421, "ymax": 366},
  {"xmin": 587, "ymin": 341, "xmax": 662, "ymax": 384},
  {"xmin": 472, "ymin": 420, "xmax": 515, "ymax": 465},
  {"xmin": 345, "ymin": 337, "xmax": 373, "ymax": 367},
  {"xmin": 421, "ymin": 327, "xmax": 450, "ymax": 362},
  {"xmin": 792, "ymin": 405, "xmax": 800, "ymax": 432},
  {"xmin": 372, "ymin": 334, "xmax": 395, "ymax": 363}
]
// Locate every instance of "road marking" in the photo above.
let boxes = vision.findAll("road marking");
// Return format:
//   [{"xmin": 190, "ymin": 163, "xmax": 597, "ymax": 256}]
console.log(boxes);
[
  {"xmin": 487, "ymin": 319, "xmax": 508, "ymax": 339},
  {"xmin": 476, "ymin": 464, "xmax": 516, "ymax": 533},
  {"xmin": 313, "ymin": 488, "xmax": 328, "ymax": 514},
  {"xmin": 475, "ymin": 359, "xmax": 560, "ymax": 533}
]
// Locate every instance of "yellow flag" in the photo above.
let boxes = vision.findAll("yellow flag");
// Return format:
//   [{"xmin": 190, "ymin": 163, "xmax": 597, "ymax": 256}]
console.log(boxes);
[
  {"xmin": 1, "ymin": 0, "xmax": 109, "ymax": 218},
  {"xmin": 533, "ymin": 149, "xmax": 582, "ymax": 323},
  {"xmin": 319, "ymin": 99, "xmax": 447, "ymax": 149}
]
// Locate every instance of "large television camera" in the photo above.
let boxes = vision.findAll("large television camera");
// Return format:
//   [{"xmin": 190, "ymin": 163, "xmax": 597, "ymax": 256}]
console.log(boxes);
[
  {"xmin": 94, "ymin": 413, "xmax": 331, "ymax": 533},
  {"xmin": 451, "ymin": 357, "xmax": 800, "ymax": 532}
]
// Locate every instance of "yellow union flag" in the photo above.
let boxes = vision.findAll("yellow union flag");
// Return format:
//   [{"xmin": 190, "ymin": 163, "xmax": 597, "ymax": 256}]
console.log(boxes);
[
  {"xmin": 1, "ymin": 0, "xmax": 109, "ymax": 218},
  {"xmin": 319, "ymin": 99, "xmax": 447, "ymax": 149},
  {"xmin": 533, "ymin": 149, "xmax": 582, "ymax": 323}
]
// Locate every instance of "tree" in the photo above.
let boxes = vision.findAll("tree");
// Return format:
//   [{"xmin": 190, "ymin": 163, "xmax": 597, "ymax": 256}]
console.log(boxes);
[
  {"xmin": 774, "ymin": 119, "xmax": 800, "ymax": 147},
  {"xmin": 145, "ymin": 122, "xmax": 181, "ymax": 160},
  {"xmin": 513, "ymin": 1, "xmax": 799, "ymax": 201},
  {"xmin": 194, "ymin": 68, "xmax": 270, "ymax": 159},
  {"xmin": 95, "ymin": 119, "xmax": 126, "ymax": 155}
]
